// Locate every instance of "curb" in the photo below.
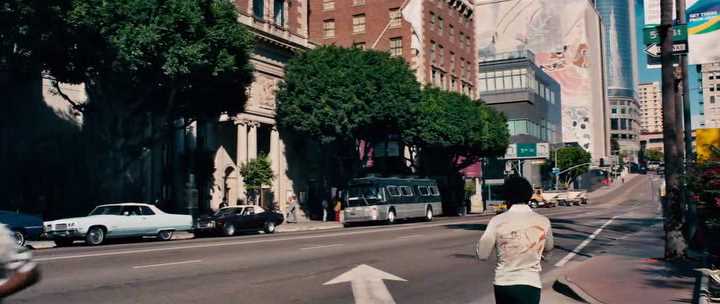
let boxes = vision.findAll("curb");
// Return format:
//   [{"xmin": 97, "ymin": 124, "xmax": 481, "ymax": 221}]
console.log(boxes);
[
  {"xmin": 699, "ymin": 274, "xmax": 710, "ymax": 304},
  {"xmin": 553, "ymin": 276, "xmax": 605, "ymax": 304},
  {"xmin": 277, "ymin": 224, "xmax": 343, "ymax": 233}
]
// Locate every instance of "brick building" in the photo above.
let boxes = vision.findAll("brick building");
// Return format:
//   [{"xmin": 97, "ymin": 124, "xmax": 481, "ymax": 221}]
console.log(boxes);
[{"xmin": 308, "ymin": 0, "xmax": 476, "ymax": 97}]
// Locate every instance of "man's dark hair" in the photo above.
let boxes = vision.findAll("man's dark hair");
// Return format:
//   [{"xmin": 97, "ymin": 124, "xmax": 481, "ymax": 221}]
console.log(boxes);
[{"xmin": 503, "ymin": 175, "xmax": 533, "ymax": 205}]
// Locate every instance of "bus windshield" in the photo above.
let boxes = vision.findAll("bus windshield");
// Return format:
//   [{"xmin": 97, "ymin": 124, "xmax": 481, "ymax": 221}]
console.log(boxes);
[{"xmin": 347, "ymin": 185, "xmax": 384, "ymax": 207}]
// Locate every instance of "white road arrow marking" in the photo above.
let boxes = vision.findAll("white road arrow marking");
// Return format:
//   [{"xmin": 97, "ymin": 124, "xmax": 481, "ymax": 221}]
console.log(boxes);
[{"xmin": 324, "ymin": 264, "xmax": 406, "ymax": 304}]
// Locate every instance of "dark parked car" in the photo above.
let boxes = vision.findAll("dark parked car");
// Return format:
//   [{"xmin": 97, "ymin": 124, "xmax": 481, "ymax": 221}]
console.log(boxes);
[
  {"xmin": 0, "ymin": 210, "xmax": 44, "ymax": 247},
  {"xmin": 194, "ymin": 205, "xmax": 284, "ymax": 236}
]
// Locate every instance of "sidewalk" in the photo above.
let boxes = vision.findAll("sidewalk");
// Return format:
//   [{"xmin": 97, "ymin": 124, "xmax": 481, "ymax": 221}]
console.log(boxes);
[
  {"xmin": 277, "ymin": 220, "xmax": 342, "ymax": 232},
  {"xmin": 542, "ymin": 222, "xmax": 699, "ymax": 304}
]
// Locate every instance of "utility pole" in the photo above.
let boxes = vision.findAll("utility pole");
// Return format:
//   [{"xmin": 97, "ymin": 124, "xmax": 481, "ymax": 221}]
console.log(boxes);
[{"xmin": 660, "ymin": 0, "xmax": 688, "ymax": 259}]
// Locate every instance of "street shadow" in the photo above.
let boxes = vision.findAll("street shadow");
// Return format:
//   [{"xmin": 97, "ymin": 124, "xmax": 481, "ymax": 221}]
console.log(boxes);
[{"xmin": 444, "ymin": 223, "xmax": 487, "ymax": 231}]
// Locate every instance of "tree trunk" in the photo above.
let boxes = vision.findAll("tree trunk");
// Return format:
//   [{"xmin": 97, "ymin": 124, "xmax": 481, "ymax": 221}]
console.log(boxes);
[{"xmin": 660, "ymin": 0, "xmax": 688, "ymax": 259}]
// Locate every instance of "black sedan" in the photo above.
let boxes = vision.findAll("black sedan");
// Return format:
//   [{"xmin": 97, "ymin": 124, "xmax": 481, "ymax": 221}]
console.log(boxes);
[
  {"xmin": 194, "ymin": 205, "xmax": 284, "ymax": 236},
  {"xmin": 0, "ymin": 210, "xmax": 44, "ymax": 247}
]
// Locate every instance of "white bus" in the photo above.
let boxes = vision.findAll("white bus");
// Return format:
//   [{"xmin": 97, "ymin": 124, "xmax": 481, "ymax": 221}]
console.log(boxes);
[{"xmin": 342, "ymin": 177, "xmax": 443, "ymax": 226}]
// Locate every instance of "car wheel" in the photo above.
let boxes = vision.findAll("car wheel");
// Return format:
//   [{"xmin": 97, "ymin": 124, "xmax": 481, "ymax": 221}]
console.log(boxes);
[
  {"xmin": 264, "ymin": 221, "xmax": 276, "ymax": 234},
  {"xmin": 13, "ymin": 231, "xmax": 26, "ymax": 247},
  {"xmin": 425, "ymin": 208, "xmax": 433, "ymax": 222},
  {"xmin": 223, "ymin": 224, "xmax": 236, "ymax": 236},
  {"xmin": 158, "ymin": 230, "xmax": 174, "ymax": 241},
  {"xmin": 387, "ymin": 209, "xmax": 396, "ymax": 225},
  {"xmin": 54, "ymin": 238, "xmax": 74, "ymax": 247},
  {"xmin": 85, "ymin": 226, "xmax": 105, "ymax": 246}
]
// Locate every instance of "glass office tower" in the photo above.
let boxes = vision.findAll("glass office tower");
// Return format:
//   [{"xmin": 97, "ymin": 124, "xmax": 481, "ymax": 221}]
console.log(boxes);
[{"xmin": 595, "ymin": 0, "xmax": 641, "ymax": 162}]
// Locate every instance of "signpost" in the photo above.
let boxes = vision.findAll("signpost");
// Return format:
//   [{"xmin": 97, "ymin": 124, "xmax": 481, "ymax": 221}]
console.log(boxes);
[{"xmin": 503, "ymin": 143, "xmax": 550, "ymax": 160}]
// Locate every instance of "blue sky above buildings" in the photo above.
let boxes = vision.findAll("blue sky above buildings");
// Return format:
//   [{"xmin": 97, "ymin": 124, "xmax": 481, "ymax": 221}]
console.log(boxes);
[{"xmin": 634, "ymin": 0, "xmax": 702, "ymax": 128}]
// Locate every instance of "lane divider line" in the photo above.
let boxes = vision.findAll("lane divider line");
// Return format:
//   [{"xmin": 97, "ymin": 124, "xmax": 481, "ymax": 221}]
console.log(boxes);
[
  {"xmin": 554, "ymin": 215, "xmax": 620, "ymax": 267},
  {"xmin": 396, "ymin": 234, "xmax": 424, "ymax": 239},
  {"xmin": 132, "ymin": 259, "xmax": 202, "ymax": 269},
  {"xmin": 300, "ymin": 244, "xmax": 343, "ymax": 250}
]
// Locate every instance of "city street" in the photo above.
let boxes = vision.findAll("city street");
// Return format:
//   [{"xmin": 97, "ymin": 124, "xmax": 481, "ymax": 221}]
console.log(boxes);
[{"xmin": 13, "ymin": 176, "xmax": 662, "ymax": 304}]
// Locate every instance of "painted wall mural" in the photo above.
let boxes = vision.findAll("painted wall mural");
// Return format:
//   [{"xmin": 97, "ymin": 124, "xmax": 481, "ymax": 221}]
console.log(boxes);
[{"xmin": 476, "ymin": 0, "xmax": 609, "ymax": 159}]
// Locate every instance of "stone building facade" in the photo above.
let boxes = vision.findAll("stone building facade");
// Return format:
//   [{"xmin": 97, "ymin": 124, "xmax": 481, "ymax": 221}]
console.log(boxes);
[{"xmin": 205, "ymin": 0, "xmax": 314, "ymax": 214}]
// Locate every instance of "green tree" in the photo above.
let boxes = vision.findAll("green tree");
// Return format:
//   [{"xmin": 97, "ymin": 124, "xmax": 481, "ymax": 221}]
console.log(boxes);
[
  {"xmin": 239, "ymin": 156, "xmax": 274, "ymax": 205},
  {"xmin": 3, "ymin": 0, "xmax": 255, "ymax": 207},
  {"xmin": 549, "ymin": 146, "xmax": 592, "ymax": 187},
  {"xmin": 645, "ymin": 148, "xmax": 664, "ymax": 162},
  {"xmin": 403, "ymin": 87, "xmax": 509, "ymax": 173},
  {"xmin": 276, "ymin": 46, "xmax": 422, "ymax": 181},
  {"xmin": 402, "ymin": 88, "xmax": 509, "ymax": 213}
]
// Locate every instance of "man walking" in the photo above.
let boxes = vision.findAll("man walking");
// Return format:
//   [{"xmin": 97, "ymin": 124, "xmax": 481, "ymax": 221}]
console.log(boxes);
[
  {"xmin": 1, "ymin": 224, "xmax": 40, "ymax": 301},
  {"xmin": 475, "ymin": 175, "xmax": 554, "ymax": 304},
  {"xmin": 321, "ymin": 198, "xmax": 329, "ymax": 222},
  {"xmin": 286, "ymin": 195, "xmax": 298, "ymax": 223}
]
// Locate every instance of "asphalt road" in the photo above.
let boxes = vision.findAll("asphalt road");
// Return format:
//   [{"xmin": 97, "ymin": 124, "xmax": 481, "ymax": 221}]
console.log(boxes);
[{"xmin": 12, "ymin": 175, "xmax": 662, "ymax": 304}]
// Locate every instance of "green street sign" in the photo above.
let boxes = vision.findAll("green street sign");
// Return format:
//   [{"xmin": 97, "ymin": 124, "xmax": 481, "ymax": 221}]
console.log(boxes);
[
  {"xmin": 517, "ymin": 144, "xmax": 537, "ymax": 158},
  {"xmin": 643, "ymin": 24, "xmax": 687, "ymax": 45}
]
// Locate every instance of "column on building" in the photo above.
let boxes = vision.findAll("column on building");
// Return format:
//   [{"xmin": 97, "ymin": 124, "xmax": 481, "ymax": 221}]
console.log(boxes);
[
  {"xmin": 235, "ymin": 119, "xmax": 248, "ymax": 204},
  {"xmin": 248, "ymin": 121, "xmax": 258, "ymax": 160},
  {"xmin": 269, "ymin": 126, "xmax": 280, "ymax": 206}
]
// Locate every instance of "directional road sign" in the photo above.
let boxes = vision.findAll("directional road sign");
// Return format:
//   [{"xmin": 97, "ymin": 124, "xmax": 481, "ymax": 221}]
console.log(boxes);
[{"xmin": 644, "ymin": 42, "xmax": 688, "ymax": 58}]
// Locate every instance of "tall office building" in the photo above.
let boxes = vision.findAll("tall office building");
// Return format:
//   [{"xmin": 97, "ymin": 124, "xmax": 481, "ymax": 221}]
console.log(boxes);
[
  {"xmin": 638, "ymin": 82, "xmax": 662, "ymax": 133},
  {"xmin": 699, "ymin": 62, "xmax": 720, "ymax": 128},
  {"xmin": 595, "ymin": 0, "xmax": 641, "ymax": 161}
]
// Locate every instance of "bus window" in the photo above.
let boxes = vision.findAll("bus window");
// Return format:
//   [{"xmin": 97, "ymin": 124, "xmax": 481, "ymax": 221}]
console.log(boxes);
[
  {"xmin": 347, "ymin": 185, "xmax": 384, "ymax": 207},
  {"xmin": 400, "ymin": 186, "xmax": 413, "ymax": 196},
  {"xmin": 387, "ymin": 186, "xmax": 401, "ymax": 197},
  {"xmin": 418, "ymin": 186, "xmax": 430, "ymax": 196},
  {"xmin": 429, "ymin": 186, "xmax": 440, "ymax": 196}
]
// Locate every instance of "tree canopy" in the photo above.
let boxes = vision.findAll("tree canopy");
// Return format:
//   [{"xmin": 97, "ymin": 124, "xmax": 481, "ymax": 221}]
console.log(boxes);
[
  {"xmin": 276, "ymin": 46, "xmax": 422, "ymax": 145},
  {"xmin": 645, "ymin": 148, "xmax": 664, "ymax": 162},
  {"xmin": 403, "ymin": 87, "xmax": 509, "ymax": 170},
  {"xmin": 551, "ymin": 146, "xmax": 592, "ymax": 180},
  {"xmin": 239, "ymin": 156, "xmax": 274, "ymax": 191}
]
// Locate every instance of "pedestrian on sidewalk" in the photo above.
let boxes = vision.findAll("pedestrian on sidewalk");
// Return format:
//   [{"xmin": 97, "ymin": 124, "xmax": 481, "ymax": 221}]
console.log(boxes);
[
  {"xmin": 475, "ymin": 175, "xmax": 554, "ymax": 304},
  {"xmin": 334, "ymin": 196, "xmax": 342, "ymax": 222},
  {"xmin": 286, "ymin": 195, "xmax": 298, "ymax": 223},
  {"xmin": 322, "ymin": 198, "xmax": 329, "ymax": 222},
  {"xmin": 0, "ymin": 224, "xmax": 40, "ymax": 300}
]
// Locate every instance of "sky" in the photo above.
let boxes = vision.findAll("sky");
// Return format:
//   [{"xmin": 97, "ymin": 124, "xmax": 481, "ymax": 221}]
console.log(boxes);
[{"xmin": 634, "ymin": 0, "xmax": 703, "ymax": 129}]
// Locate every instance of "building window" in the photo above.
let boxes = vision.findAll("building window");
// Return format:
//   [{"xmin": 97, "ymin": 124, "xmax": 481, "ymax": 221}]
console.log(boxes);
[
  {"xmin": 449, "ymin": 24, "xmax": 455, "ymax": 40},
  {"xmin": 438, "ymin": 44, "xmax": 444, "ymax": 66},
  {"xmin": 438, "ymin": 17, "xmax": 444, "ymax": 34},
  {"xmin": 389, "ymin": 37, "xmax": 402, "ymax": 57},
  {"xmin": 353, "ymin": 14, "xmax": 366, "ymax": 33},
  {"xmin": 353, "ymin": 0, "xmax": 365, "ymax": 6},
  {"xmin": 449, "ymin": 52, "xmax": 455, "ymax": 71},
  {"xmin": 430, "ymin": 12, "xmax": 436, "ymax": 30},
  {"xmin": 451, "ymin": 76, "xmax": 458, "ymax": 92},
  {"xmin": 323, "ymin": 20, "xmax": 335, "ymax": 38},
  {"xmin": 353, "ymin": 41, "xmax": 366, "ymax": 49},
  {"xmin": 273, "ymin": 0, "xmax": 285, "ymax": 26},
  {"xmin": 611, "ymin": 118, "xmax": 618, "ymax": 130},
  {"xmin": 253, "ymin": 0, "xmax": 264, "ymax": 19},
  {"xmin": 389, "ymin": 8, "xmax": 402, "ymax": 28},
  {"xmin": 430, "ymin": 41, "xmax": 436, "ymax": 63},
  {"xmin": 711, "ymin": 96, "xmax": 716, "ymax": 104},
  {"xmin": 323, "ymin": 0, "xmax": 334, "ymax": 11},
  {"xmin": 459, "ymin": 32, "xmax": 465, "ymax": 46}
]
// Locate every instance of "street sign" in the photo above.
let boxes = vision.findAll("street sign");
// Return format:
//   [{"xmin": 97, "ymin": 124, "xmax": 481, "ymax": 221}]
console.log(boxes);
[
  {"xmin": 644, "ymin": 42, "xmax": 688, "ymax": 58},
  {"xmin": 643, "ymin": 24, "xmax": 687, "ymax": 44},
  {"xmin": 552, "ymin": 167, "xmax": 560, "ymax": 176},
  {"xmin": 503, "ymin": 143, "xmax": 550, "ymax": 160}
]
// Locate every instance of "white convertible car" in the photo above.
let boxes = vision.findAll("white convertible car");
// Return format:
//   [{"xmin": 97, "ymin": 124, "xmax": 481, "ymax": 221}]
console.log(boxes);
[{"xmin": 44, "ymin": 203, "xmax": 193, "ymax": 246}]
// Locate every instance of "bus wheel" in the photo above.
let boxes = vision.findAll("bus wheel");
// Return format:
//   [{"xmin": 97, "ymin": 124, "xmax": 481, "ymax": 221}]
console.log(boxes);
[
  {"xmin": 425, "ymin": 208, "xmax": 433, "ymax": 222},
  {"xmin": 387, "ymin": 209, "xmax": 396, "ymax": 225}
]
